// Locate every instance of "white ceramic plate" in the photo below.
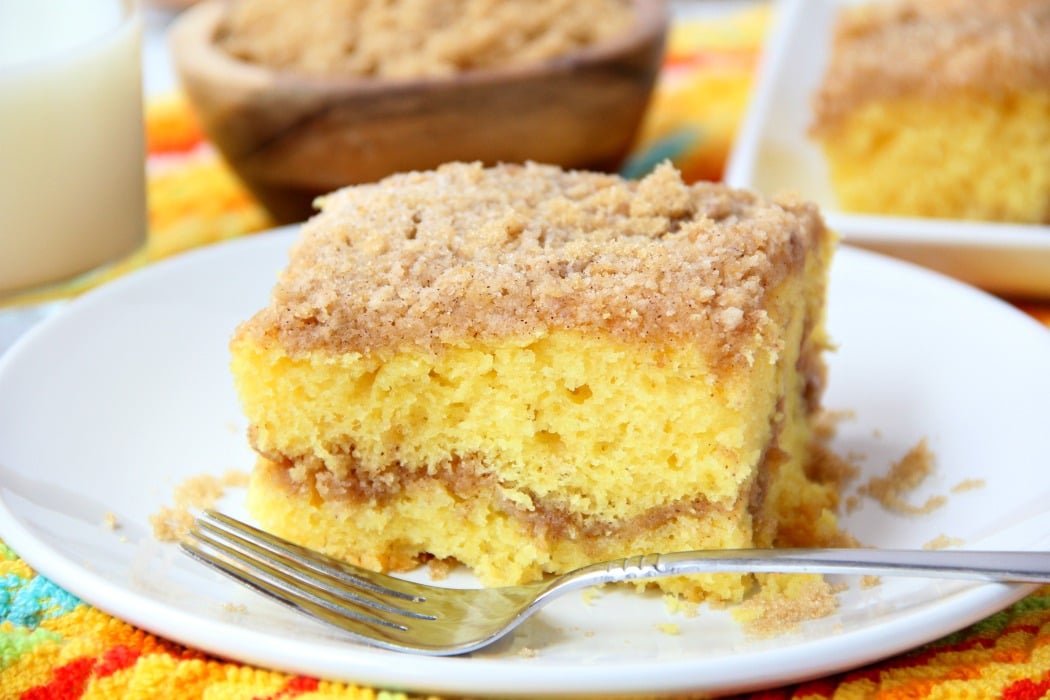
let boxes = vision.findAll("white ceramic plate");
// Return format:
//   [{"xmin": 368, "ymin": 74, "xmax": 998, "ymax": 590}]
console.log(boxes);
[
  {"xmin": 724, "ymin": 0, "xmax": 1050, "ymax": 299},
  {"xmin": 2, "ymin": 230, "xmax": 1050, "ymax": 698}
]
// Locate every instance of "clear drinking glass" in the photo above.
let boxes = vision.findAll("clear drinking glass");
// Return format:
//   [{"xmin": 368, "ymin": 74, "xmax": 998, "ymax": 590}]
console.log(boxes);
[{"xmin": 0, "ymin": 0, "xmax": 147, "ymax": 303}]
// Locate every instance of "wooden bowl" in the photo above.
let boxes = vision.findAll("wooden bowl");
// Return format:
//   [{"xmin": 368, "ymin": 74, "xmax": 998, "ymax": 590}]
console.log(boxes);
[{"xmin": 169, "ymin": 0, "xmax": 669, "ymax": 223}]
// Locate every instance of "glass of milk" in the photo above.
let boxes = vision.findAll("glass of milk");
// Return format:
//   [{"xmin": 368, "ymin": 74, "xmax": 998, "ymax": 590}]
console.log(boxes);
[{"xmin": 0, "ymin": 0, "xmax": 146, "ymax": 299}]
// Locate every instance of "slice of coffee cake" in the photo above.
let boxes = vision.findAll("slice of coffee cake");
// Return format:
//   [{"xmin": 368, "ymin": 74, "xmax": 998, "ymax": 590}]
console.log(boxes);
[{"xmin": 230, "ymin": 161, "xmax": 838, "ymax": 602}]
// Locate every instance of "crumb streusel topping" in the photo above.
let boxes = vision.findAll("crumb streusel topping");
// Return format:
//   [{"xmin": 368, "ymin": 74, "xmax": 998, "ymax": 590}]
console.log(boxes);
[
  {"xmin": 217, "ymin": 0, "xmax": 636, "ymax": 79},
  {"xmin": 236, "ymin": 162, "xmax": 826, "ymax": 361},
  {"xmin": 812, "ymin": 0, "xmax": 1050, "ymax": 132}
]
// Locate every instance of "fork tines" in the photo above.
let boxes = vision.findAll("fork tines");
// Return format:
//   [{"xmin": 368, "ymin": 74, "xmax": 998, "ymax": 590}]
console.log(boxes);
[{"xmin": 180, "ymin": 510, "xmax": 434, "ymax": 641}]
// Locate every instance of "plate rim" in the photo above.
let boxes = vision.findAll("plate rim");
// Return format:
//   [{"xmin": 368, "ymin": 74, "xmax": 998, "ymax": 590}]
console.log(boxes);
[
  {"xmin": 0, "ymin": 498, "xmax": 1036, "ymax": 697},
  {"xmin": 0, "ymin": 229, "xmax": 1047, "ymax": 697}
]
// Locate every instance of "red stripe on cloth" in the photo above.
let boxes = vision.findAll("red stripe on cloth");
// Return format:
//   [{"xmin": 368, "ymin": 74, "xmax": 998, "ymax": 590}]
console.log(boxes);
[
  {"xmin": 20, "ymin": 657, "xmax": 95, "ymax": 700},
  {"xmin": 252, "ymin": 676, "xmax": 321, "ymax": 700},
  {"xmin": 789, "ymin": 678, "xmax": 839, "ymax": 697},
  {"xmin": 734, "ymin": 690, "xmax": 790, "ymax": 699},
  {"xmin": 283, "ymin": 677, "xmax": 320, "ymax": 695},
  {"xmin": 95, "ymin": 645, "xmax": 142, "ymax": 678},
  {"xmin": 840, "ymin": 666, "xmax": 884, "ymax": 685},
  {"xmin": 1002, "ymin": 676, "xmax": 1050, "ymax": 700}
]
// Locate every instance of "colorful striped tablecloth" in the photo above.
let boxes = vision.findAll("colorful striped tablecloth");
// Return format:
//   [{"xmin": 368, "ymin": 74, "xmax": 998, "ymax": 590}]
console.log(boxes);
[{"xmin": 3, "ymin": 8, "xmax": 1050, "ymax": 699}]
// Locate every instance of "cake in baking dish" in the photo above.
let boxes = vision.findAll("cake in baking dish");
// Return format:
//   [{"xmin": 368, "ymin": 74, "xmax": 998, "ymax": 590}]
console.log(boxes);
[
  {"xmin": 229, "ymin": 161, "xmax": 839, "ymax": 603},
  {"xmin": 810, "ymin": 0, "xmax": 1050, "ymax": 224}
]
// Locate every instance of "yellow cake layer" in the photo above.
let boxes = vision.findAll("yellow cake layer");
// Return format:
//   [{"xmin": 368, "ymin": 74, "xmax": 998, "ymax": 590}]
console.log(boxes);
[
  {"xmin": 247, "ymin": 456, "xmax": 756, "ymax": 601},
  {"xmin": 247, "ymin": 448, "xmax": 836, "ymax": 603},
  {"xmin": 237, "ymin": 329, "xmax": 790, "ymax": 522},
  {"xmin": 818, "ymin": 91, "xmax": 1050, "ymax": 223},
  {"xmin": 234, "ymin": 265, "xmax": 837, "ymax": 601}
]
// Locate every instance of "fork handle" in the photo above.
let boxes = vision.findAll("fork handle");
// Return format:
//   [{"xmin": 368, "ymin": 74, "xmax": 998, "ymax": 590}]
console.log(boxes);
[{"xmin": 564, "ymin": 548, "xmax": 1050, "ymax": 588}]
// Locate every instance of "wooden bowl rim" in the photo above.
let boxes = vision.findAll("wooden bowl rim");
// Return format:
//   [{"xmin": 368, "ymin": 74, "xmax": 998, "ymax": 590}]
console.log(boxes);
[{"xmin": 170, "ymin": 0, "xmax": 669, "ymax": 94}]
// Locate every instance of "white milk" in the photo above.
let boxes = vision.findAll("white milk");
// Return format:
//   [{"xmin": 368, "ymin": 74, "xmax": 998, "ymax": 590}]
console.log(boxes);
[{"xmin": 0, "ymin": 0, "xmax": 146, "ymax": 295}]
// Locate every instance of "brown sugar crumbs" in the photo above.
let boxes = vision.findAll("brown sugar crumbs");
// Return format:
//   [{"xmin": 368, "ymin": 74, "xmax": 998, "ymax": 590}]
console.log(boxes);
[
  {"xmin": 150, "ymin": 470, "xmax": 251, "ymax": 542},
  {"xmin": 857, "ymin": 439, "xmax": 945, "ymax": 516},
  {"xmin": 811, "ymin": 0, "xmax": 1050, "ymax": 133},
  {"xmin": 236, "ymin": 161, "xmax": 828, "ymax": 363},
  {"xmin": 806, "ymin": 440, "xmax": 861, "ymax": 495},
  {"xmin": 218, "ymin": 0, "xmax": 636, "ymax": 79},
  {"xmin": 734, "ymin": 575, "xmax": 839, "ymax": 638},
  {"xmin": 951, "ymin": 478, "xmax": 986, "ymax": 494},
  {"xmin": 810, "ymin": 408, "xmax": 856, "ymax": 443}
]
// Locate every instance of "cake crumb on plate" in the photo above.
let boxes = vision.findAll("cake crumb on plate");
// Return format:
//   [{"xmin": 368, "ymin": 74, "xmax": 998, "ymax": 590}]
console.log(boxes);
[
  {"xmin": 732, "ymin": 574, "xmax": 839, "ymax": 638},
  {"xmin": 102, "ymin": 511, "xmax": 121, "ymax": 531},
  {"xmin": 857, "ymin": 439, "xmax": 946, "ymax": 515},
  {"xmin": 924, "ymin": 534, "xmax": 966, "ymax": 550},
  {"xmin": 150, "ymin": 469, "xmax": 251, "ymax": 542},
  {"xmin": 951, "ymin": 479, "xmax": 986, "ymax": 494}
]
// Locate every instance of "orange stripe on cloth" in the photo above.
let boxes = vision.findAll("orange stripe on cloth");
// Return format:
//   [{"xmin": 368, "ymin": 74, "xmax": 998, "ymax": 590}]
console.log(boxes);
[{"xmin": 145, "ymin": 93, "xmax": 207, "ymax": 155}]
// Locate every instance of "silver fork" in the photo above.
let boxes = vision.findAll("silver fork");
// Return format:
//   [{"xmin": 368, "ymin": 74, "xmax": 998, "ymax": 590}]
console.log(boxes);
[{"xmin": 181, "ymin": 509, "xmax": 1050, "ymax": 656}]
